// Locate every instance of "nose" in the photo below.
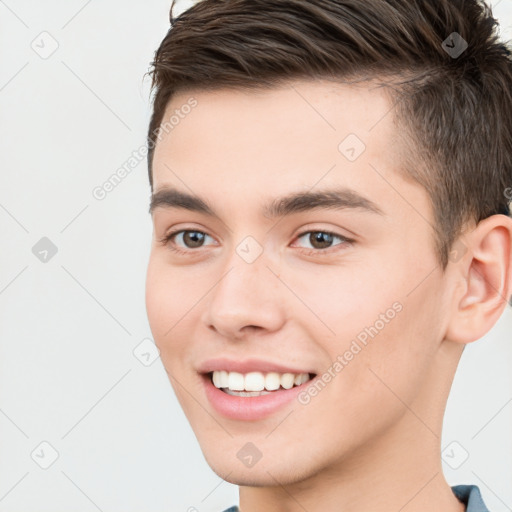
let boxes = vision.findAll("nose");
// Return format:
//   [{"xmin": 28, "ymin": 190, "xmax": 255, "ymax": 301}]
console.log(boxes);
[{"xmin": 201, "ymin": 252, "xmax": 286, "ymax": 340}]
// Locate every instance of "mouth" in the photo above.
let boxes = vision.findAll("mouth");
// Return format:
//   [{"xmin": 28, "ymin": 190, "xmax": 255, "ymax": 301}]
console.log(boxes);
[
  {"xmin": 209, "ymin": 370, "xmax": 316, "ymax": 396},
  {"xmin": 201, "ymin": 369, "xmax": 317, "ymax": 421}
]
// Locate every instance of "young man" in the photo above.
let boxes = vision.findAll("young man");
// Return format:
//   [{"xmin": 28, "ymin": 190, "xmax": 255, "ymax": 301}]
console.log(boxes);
[{"xmin": 144, "ymin": 0, "xmax": 512, "ymax": 510}]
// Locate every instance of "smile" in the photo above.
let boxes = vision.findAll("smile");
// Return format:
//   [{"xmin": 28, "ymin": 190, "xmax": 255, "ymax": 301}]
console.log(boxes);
[
  {"xmin": 211, "ymin": 370, "xmax": 313, "ymax": 396},
  {"xmin": 201, "ymin": 368, "xmax": 317, "ymax": 421}
]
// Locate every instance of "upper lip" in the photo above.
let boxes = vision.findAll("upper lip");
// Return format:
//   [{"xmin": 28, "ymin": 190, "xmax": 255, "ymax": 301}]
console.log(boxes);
[{"xmin": 197, "ymin": 357, "xmax": 315, "ymax": 375}]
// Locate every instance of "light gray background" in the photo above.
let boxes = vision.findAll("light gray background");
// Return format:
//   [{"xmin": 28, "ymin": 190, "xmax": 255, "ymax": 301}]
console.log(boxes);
[{"xmin": 0, "ymin": 1, "xmax": 511, "ymax": 511}]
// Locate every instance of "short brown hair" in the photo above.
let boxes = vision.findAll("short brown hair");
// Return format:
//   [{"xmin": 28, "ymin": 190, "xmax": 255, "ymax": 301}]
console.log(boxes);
[{"xmin": 146, "ymin": 0, "xmax": 512, "ymax": 268}]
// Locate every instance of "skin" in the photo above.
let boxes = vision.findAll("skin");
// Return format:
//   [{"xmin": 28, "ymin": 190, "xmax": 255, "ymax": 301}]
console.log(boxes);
[{"xmin": 146, "ymin": 79, "xmax": 512, "ymax": 512}]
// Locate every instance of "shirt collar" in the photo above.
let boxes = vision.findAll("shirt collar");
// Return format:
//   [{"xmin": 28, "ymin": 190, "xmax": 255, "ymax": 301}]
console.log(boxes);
[{"xmin": 452, "ymin": 485, "xmax": 490, "ymax": 512}]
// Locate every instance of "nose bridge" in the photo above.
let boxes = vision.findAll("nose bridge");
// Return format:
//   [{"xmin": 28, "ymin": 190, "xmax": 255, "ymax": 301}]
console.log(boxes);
[{"xmin": 203, "ymin": 238, "xmax": 285, "ymax": 336}]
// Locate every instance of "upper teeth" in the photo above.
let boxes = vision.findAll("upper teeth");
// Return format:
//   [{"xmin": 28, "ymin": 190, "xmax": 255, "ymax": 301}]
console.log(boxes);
[{"xmin": 212, "ymin": 371, "xmax": 311, "ymax": 392}]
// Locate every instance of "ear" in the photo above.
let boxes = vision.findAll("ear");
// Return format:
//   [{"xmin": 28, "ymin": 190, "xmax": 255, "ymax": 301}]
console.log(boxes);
[{"xmin": 445, "ymin": 214, "xmax": 512, "ymax": 345}]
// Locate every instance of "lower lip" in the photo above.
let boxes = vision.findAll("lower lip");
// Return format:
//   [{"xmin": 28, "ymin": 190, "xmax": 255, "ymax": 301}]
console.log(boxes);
[{"xmin": 202, "ymin": 373, "xmax": 313, "ymax": 421}]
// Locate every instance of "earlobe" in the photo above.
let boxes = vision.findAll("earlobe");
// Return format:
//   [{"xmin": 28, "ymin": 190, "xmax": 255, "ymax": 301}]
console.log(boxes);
[{"xmin": 445, "ymin": 215, "xmax": 512, "ymax": 345}]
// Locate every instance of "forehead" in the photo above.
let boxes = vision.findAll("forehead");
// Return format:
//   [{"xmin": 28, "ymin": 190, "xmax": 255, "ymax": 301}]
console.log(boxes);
[
  {"xmin": 156, "ymin": 79, "xmax": 396, "ymax": 160},
  {"xmin": 151, "ymin": 79, "xmax": 422, "ymax": 220}
]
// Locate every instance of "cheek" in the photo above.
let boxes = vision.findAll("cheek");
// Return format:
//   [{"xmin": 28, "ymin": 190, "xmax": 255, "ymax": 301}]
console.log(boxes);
[
  {"xmin": 145, "ymin": 255, "xmax": 205, "ymax": 371},
  {"xmin": 145, "ymin": 260, "xmax": 195, "ymax": 412},
  {"xmin": 145, "ymin": 256, "xmax": 185, "ymax": 342},
  {"xmin": 145, "ymin": 260, "xmax": 166, "ymax": 336},
  {"xmin": 307, "ymin": 257, "xmax": 443, "ymax": 392},
  {"xmin": 329, "ymin": 278, "xmax": 444, "ymax": 412},
  {"xmin": 285, "ymin": 263, "xmax": 397, "ymax": 342}
]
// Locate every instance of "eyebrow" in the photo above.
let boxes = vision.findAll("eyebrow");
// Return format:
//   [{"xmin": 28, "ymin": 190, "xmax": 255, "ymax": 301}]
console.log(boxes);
[{"xmin": 149, "ymin": 186, "xmax": 384, "ymax": 218}]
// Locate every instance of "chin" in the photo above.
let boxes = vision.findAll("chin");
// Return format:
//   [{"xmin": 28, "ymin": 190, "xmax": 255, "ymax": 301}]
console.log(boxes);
[{"xmin": 201, "ymin": 446, "xmax": 321, "ymax": 488}]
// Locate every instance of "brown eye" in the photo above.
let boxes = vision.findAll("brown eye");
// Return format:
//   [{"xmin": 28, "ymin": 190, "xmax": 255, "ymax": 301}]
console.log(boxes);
[
  {"xmin": 294, "ymin": 231, "xmax": 355, "ymax": 256},
  {"xmin": 308, "ymin": 232, "xmax": 335, "ymax": 249},
  {"xmin": 295, "ymin": 230, "xmax": 350, "ymax": 251},
  {"xmin": 179, "ymin": 231, "xmax": 207, "ymax": 248},
  {"xmin": 160, "ymin": 229, "xmax": 216, "ymax": 253}
]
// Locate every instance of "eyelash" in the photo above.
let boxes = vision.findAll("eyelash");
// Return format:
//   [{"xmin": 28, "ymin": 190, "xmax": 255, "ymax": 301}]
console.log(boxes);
[{"xmin": 158, "ymin": 228, "xmax": 354, "ymax": 256}]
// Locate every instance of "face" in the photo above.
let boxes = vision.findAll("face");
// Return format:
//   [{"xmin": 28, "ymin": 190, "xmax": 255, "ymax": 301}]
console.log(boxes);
[{"xmin": 146, "ymin": 80, "xmax": 455, "ymax": 486}]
